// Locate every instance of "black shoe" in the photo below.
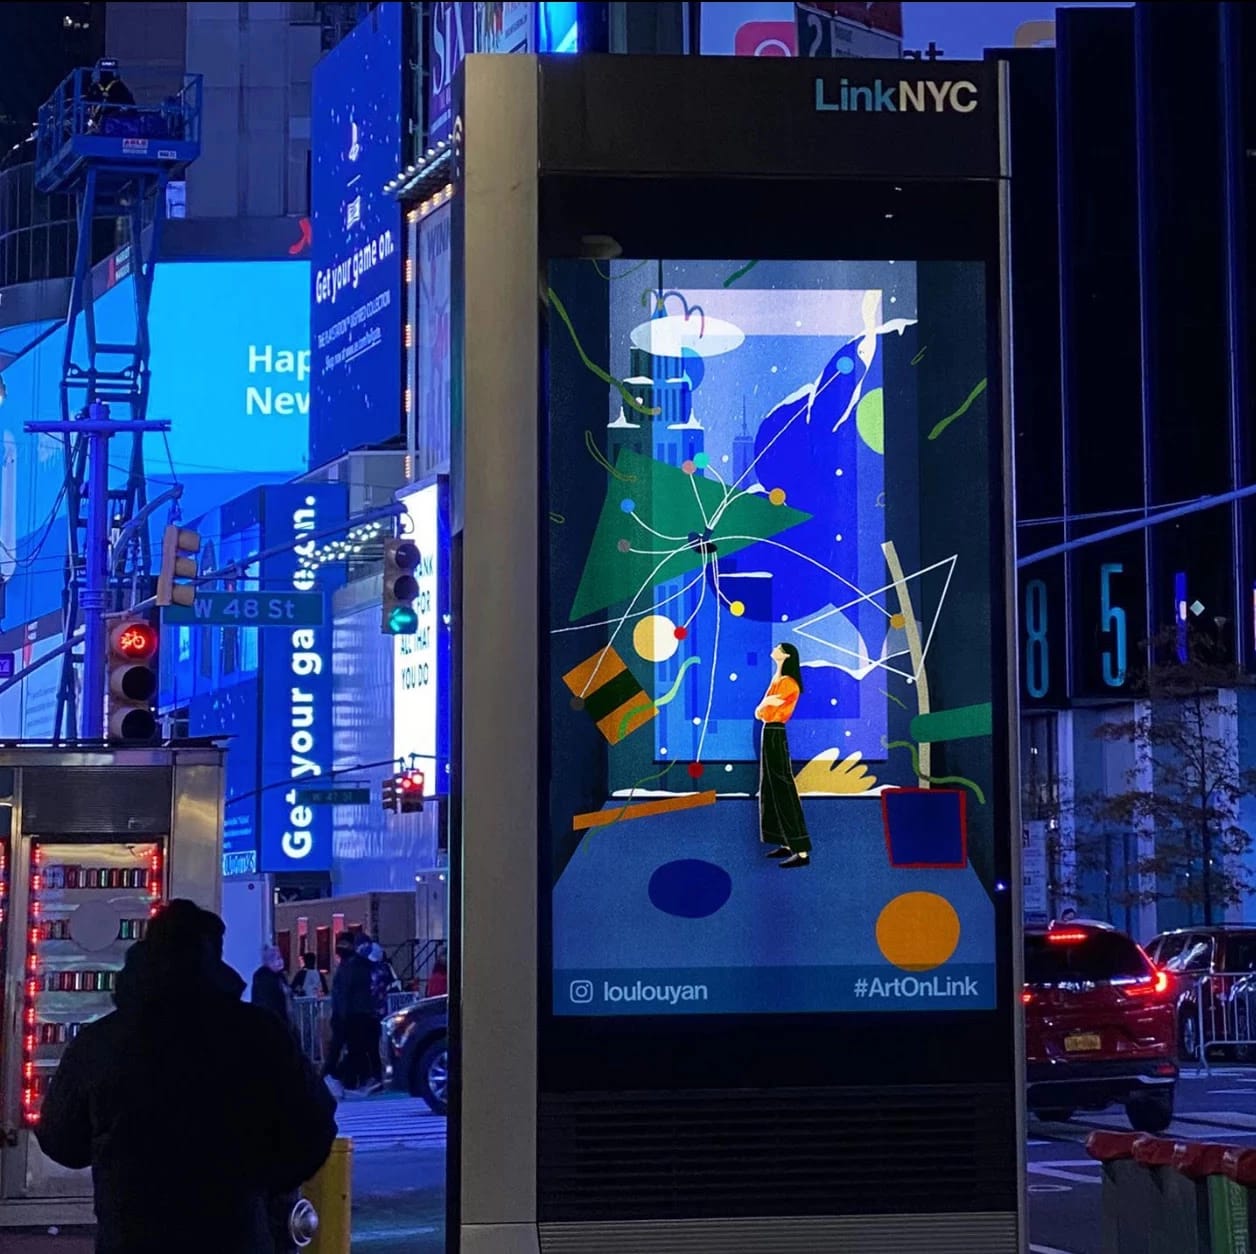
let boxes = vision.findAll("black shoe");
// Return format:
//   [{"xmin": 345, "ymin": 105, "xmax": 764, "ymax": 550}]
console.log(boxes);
[
  {"xmin": 778, "ymin": 853, "xmax": 811, "ymax": 868},
  {"xmin": 765, "ymin": 846, "xmax": 790, "ymax": 859}
]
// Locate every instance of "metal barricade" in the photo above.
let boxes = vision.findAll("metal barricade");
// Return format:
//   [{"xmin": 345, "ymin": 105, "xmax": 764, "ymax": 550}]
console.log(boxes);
[
  {"xmin": 293, "ymin": 995, "xmax": 334, "ymax": 1068},
  {"xmin": 1190, "ymin": 972, "xmax": 1256, "ymax": 1072},
  {"xmin": 385, "ymin": 990, "xmax": 423, "ymax": 1016}
]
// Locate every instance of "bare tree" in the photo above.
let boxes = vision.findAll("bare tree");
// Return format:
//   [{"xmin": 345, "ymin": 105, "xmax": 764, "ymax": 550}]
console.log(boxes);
[{"xmin": 1081, "ymin": 627, "xmax": 1256, "ymax": 924}]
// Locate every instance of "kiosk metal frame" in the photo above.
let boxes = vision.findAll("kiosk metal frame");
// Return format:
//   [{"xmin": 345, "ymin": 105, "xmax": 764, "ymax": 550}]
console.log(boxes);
[{"xmin": 453, "ymin": 52, "xmax": 1023, "ymax": 1254}]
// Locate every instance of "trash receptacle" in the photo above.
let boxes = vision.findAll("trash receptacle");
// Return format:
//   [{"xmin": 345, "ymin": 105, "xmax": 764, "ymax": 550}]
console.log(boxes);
[
  {"xmin": 1088, "ymin": 1129, "xmax": 1156, "ymax": 1254},
  {"xmin": 1160, "ymin": 1140, "xmax": 1230, "ymax": 1254},
  {"xmin": 1217, "ymin": 1146, "xmax": 1256, "ymax": 1254}
]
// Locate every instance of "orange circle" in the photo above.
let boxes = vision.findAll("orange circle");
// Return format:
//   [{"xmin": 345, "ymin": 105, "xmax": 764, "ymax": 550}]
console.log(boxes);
[{"xmin": 875, "ymin": 892, "xmax": 961, "ymax": 972}]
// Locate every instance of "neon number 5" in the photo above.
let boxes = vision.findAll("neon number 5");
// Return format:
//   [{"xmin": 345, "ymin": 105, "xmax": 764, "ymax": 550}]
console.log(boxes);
[
  {"xmin": 1024, "ymin": 579, "xmax": 1049, "ymax": 699},
  {"xmin": 1100, "ymin": 563, "xmax": 1127, "ymax": 687}
]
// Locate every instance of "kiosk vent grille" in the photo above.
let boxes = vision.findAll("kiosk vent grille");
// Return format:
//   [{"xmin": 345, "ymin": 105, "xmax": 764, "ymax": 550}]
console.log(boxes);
[{"xmin": 538, "ymin": 1084, "xmax": 1018, "ymax": 1221}]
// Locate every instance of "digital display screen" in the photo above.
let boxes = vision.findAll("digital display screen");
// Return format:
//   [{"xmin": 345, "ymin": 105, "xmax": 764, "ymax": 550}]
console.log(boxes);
[
  {"xmin": 0, "ymin": 260, "xmax": 311, "ymax": 632},
  {"xmin": 258, "ymin": 484, "xmax": 347, "ymax": 873},
  {"xmin": 310, "ymin": 1, "xmax": 404, "ymax": 467},
  {"xmin": 547, "ymin": 257, "xmax": 999, "ymax": 1017},
  {"xmin": 393, "ymin": 479, "xmax": 451, "ymax": 787}
]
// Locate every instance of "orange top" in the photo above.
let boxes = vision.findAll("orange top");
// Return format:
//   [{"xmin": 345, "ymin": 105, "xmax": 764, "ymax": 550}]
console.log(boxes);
[{"xmin": 757, "ymin": 675, "xmax": 800, "ymax": 723}]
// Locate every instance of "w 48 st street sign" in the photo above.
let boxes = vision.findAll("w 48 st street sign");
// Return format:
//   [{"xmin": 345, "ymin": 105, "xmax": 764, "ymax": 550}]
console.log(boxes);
[{"xmin": 162, "ymin": 591, "xmax": 324, "ymax": 627}]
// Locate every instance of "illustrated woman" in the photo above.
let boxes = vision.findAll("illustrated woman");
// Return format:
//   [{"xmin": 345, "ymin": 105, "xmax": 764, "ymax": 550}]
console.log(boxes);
[{"xmin": 756, "ymin": 642, "xmax": 811, "ymax": 868}]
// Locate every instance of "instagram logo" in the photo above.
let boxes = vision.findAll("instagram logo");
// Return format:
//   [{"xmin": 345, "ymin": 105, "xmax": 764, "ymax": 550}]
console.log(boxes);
[{"xmin": 569, "ymin": 980, "xmax": 594, "ymax": 1004}]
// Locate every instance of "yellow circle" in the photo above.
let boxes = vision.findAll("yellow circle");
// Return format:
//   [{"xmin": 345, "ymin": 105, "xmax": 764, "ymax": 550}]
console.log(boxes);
[
  {"xmin": 768, "ymin": 487, "xmax": 787, "ymax": 506},
  {"xmin": 728, "ymin": 600, "xmax": 745, "ymax": 617},
  {"xmin": 875, "ymin": 892, "xmax": 961, "ymax": 972},
  {"xmin": 889, "ymin": 612, "xmax": 906, "ymax": 630},
  {"xmin": 632, "ymin": 614, "xmax": 679, "ymax": 663}
]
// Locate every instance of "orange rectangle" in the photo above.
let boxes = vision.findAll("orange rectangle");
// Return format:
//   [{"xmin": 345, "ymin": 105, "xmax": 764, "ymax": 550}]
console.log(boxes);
[
  {"xmin": 562, "ymin": 646, "xmax": 627, "ymax": 696},
  {"xmin": 572, "ymin": 790, "xmax": 718, "ymax": 831}
]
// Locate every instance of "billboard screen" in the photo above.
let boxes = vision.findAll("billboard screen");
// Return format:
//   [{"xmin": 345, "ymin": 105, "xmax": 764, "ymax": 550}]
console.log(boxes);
[
  {"xmin": 701, "ymin": 1, "xmax": 1120, "ymax": 59},
  {"xmin": 0, "ymin": 260, "xmax": 311, "ymax": 636},
  {"xmin": 416, "ymin": 201, "xmax": 452, "ymax": 472},
  {"xmin": 393, "ymin": 478, "xmax": 451, "ymax": 787},
  {"xmin": 546, "ymin": 256, "xmax": 999, "ymax": 1017},
  {"xmin": 427, "ymin": 2, "xmax": 473, "ymax": 146},
  {"xmin": 258, "ymin": 483, "xmax": 348, "ymax": 873},
  {"xmin": 310, "ymin": 1, "xmax": 404, "ymax": 468}
]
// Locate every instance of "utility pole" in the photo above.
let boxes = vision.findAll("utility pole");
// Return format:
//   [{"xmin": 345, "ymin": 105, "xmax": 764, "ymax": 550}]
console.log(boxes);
[{"xmin": 27, "ymin": 405, "xmax": 170, "ymax": 739}]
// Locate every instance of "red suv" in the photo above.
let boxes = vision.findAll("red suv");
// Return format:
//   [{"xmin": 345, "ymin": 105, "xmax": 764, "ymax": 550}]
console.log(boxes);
[{"xmin": 1023, "ymin": 922, "xmax": 1177, "ymax": 1132}]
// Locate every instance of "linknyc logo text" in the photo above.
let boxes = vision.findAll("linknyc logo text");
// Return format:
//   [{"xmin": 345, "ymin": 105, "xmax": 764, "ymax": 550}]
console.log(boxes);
[{"xmin": 815, "ymin": 76, "xmax": 979, "ymax": 115}]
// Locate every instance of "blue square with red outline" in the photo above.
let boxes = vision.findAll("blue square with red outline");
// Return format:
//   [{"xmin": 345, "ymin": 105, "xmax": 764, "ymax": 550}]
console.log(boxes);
[{"xmin": 881, "ymin": 787, "xmax": 968, "ymax": 869}]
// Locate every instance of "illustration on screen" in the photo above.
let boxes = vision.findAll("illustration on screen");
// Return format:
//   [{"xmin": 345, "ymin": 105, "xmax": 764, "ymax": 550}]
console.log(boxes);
[
  {"xmin": 547, "ymin": 258, "xmax": 999, "ymax": 1017},
  {"xmin": 757, "ymin": 642, "xmax": 811, "ymax": 867}
]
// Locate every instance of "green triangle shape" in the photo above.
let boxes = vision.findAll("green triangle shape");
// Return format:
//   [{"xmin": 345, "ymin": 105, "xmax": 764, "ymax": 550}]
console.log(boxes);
[{"xmin": 568, "ymin": 447, "xmax": 812, "ymax": 622}]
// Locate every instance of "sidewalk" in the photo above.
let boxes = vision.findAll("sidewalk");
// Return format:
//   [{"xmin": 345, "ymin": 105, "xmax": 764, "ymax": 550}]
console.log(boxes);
[{"xmin": 2, "ymin": 1146, "xmax": 446, "ymax": 1253}]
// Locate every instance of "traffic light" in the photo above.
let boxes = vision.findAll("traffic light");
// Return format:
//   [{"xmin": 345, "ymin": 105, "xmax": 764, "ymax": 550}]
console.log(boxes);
[
  {"xmin": 105, "ymin": 615, "xmax": 158, "ymax": 744},
  {"xmin": 381, "ymin": 537, "xmax": 420, "ymax": 635},
  {"xmin": 398, "ymin": 767, "xmax": 425, "ymax": 813},
  {"xmin": 382, "ymin": 768, "xmax": 424, "ymax": 814},
  {"xmin": 156, "ymin": 525, "xmax": 201, "ymax": 607}
]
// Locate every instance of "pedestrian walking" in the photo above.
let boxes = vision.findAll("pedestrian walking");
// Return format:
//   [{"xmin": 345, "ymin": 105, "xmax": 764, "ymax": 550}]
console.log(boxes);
[
  {"xmin": 426, "ymin": 949, "xmax": 448, "ymax": 998},
  {"xmin": 36, "ymin": 900, "xmax": 336, "ymax": 1254},
  {"xmin": 252, "ymin": 944, "xmax": 294, "ymax": 1026},
  {"xmin": 324, "ymin": 930, "xmax": 375, "ymax": 1097},
  {"xmin": 292, "ymin": 951, "xmax": 328, "ymax": 998},
  {"xmin": 366, "ymin": 942, "xmax": 399, "ymax": 1086}
]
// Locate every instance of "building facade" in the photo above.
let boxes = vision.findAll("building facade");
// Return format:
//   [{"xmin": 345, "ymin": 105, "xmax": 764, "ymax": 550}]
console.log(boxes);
[{"xmin": 1011, "ymin": 2, "xmax": 1256, "ymax": 933}]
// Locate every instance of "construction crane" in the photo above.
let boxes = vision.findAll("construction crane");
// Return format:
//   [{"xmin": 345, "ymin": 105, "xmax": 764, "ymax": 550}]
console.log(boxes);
[{"xmin": 28, "ymin": 60, "xmax": 202, "ymax": 741}]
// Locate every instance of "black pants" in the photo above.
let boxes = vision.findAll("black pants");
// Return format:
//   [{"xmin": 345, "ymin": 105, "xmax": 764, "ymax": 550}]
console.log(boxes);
[
  {"xmin": 323, "ymin": 1017, "xmax": 346, "ymax": 1082},
  {"xmin": 344, "ymin": 1013, "xmax": 379, "ymax": 1088},
  {"xmin": 759, "ymin": 723, "xmax": 811, "ymax": 853}
]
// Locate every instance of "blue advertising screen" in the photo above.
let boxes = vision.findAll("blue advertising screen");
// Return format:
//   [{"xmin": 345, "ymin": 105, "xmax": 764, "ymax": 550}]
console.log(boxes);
[
  {"xmin": 547, "ymin": 257, "xmax": 999, "ymax": 1017},
  {"xmin": 171, "ymin": 482, "xmax": 347, "ymax": 876},
  {"xmin": 166, "ymin": 494, "xmax": 264, "ymax": 871},
  {"xmin": 310, "ymin": 1, "xmax": 404, "ymax": 468},
  {"xmin": 258, "ymin": 482, "xmax": 347, "ymax": 873},
  {"xmin": 0, "ymin": 260, "xmax": 311, "ymax": 634}
]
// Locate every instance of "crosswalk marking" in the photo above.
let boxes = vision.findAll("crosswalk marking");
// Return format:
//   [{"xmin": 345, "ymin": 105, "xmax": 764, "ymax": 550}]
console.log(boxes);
[
  {"xmin": 335, "ymin": 1097, "xmax": 446, "ymax": 1153},
  {"xmin": 1027, "ymin": 1161, "xmax": 1101, "ymax": 1186}
]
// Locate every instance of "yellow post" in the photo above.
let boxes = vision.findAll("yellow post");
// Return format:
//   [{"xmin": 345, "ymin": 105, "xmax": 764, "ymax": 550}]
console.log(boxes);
[{"xmin": 303, "ymin": 1135, "xmax": 353, "ymax": 1252}]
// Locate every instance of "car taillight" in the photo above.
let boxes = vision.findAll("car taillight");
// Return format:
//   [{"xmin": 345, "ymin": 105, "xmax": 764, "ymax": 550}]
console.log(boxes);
[
  {"xmin": 1020, "ymin": 988, "xmax": 1034, "ymax": 1005},
  {"xmin": 1124, "ymin": 969, "xmax": 1171, "ymax": 998}
]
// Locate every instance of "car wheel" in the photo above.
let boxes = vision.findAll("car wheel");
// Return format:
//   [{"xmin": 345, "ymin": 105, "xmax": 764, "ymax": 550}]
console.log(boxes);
[
  {"xmin": 1179, "ymin": 1007, "xmax": 1200, "ymax": 1061},
  {"xmin": 1126, "ymin": 1091, "xmax": 1174, "ymax": 1134},
  {"xmin": 413, "ymin": 1037, "xmax": 449, "ymax": 1116},
  {"xmin": 1031, "ymin": 1108, "xmax": 1075, "ymax": 1123}
]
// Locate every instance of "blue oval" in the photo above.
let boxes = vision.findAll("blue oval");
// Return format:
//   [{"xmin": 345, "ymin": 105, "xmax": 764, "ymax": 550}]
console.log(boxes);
[{"xmin": 648, "ymin": 859, "xmax": 733, "ymax": 919}]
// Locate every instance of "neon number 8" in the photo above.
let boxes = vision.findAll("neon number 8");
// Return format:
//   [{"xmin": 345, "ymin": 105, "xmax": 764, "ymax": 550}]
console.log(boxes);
[{"xmin": 1024, "ymin": 579, "xmax": 1049, "ymax": 699}]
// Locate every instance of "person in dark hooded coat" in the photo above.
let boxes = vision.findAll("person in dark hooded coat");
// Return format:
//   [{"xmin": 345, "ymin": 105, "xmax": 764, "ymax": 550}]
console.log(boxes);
[{"xmin": 36, "ymin": 900, "xmax": 336, "ymax": 1254}]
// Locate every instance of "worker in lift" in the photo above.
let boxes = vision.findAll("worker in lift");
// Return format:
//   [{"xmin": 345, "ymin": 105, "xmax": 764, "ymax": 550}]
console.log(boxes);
[
  {"xmin": 86, "ymin": 59, "xmax": 135, "ymax": 106},
  {"xmin": 85, "ymin": 59, "xmax": 136, "ymax": 135}
]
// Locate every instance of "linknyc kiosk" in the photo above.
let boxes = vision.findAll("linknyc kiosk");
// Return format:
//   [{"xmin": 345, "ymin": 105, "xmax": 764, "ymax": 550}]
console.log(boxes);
[{"xmin": 451, "ymin": 52, "xmax": 1024, "ymax": 1253}]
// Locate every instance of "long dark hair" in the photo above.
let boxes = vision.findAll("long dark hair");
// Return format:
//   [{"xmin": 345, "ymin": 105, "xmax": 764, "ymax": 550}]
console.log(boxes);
[{"xmin": 777, "ymin": 642, "xmax": 804, "ymax": 692}]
